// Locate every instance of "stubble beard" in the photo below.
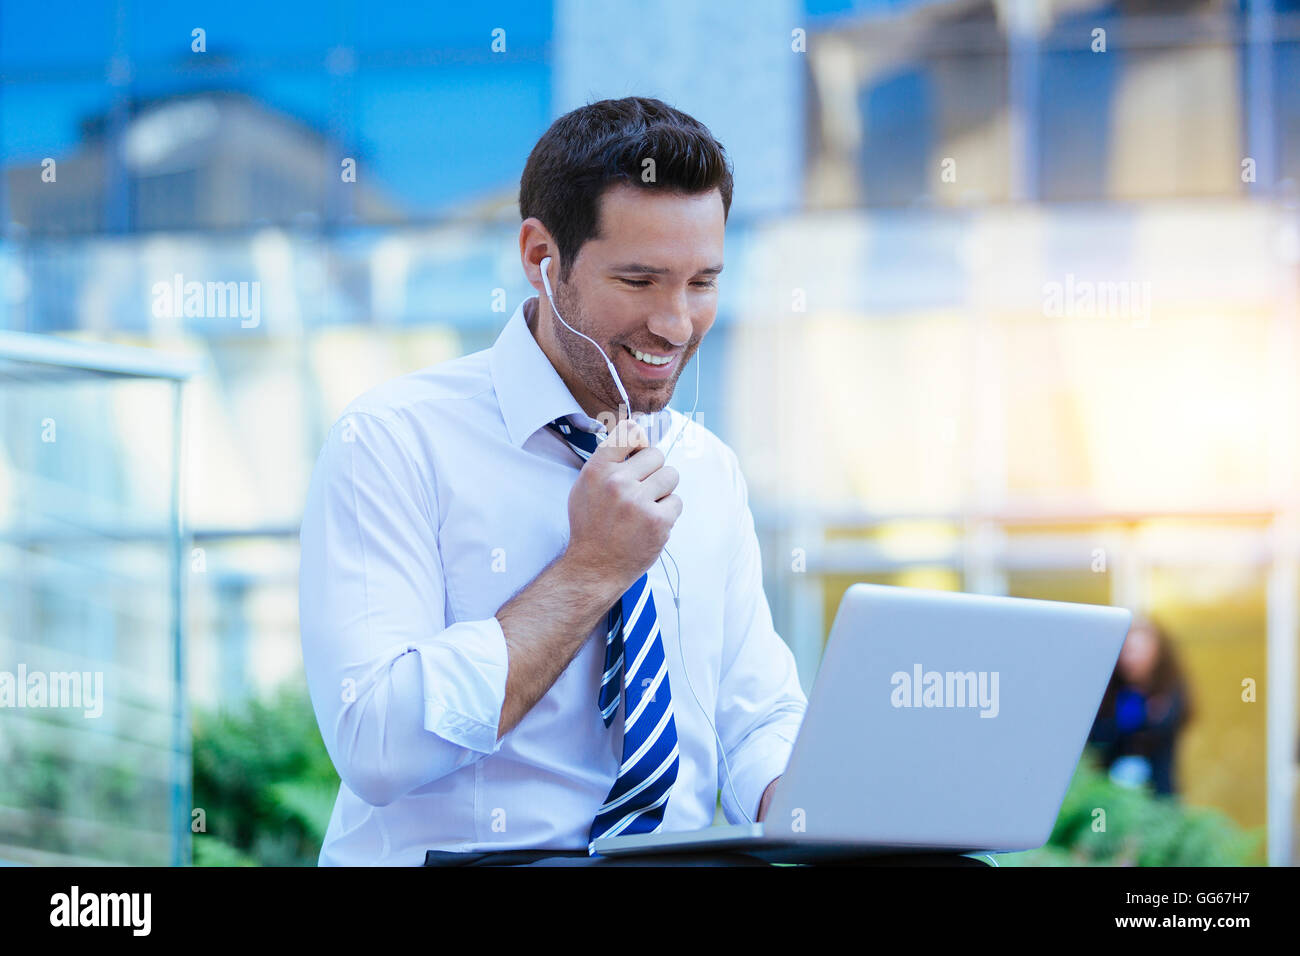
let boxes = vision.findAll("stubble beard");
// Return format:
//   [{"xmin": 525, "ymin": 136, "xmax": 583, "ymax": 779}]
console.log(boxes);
[{"xmin": 550, "ymin": 281, "xmax": 694, "ymax": 417}]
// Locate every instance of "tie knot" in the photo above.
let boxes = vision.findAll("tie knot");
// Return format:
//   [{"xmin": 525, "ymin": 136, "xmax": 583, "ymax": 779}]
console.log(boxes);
[{"xmin": 546, "ymin": 417, "xmax": 602, "ymax": 459}]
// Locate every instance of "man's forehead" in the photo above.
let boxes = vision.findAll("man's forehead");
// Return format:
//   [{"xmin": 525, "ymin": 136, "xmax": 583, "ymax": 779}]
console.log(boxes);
[
  {"xmin": 587, "ymin": 233, "xmax": 724, "ymax": 274},
  {"xmin": 603, "ymin": 259, "xmax": 724, "ymax": 275},
  {"xmin": 592, "ymin": 185, "xmax": 724, "ymax": 244}
]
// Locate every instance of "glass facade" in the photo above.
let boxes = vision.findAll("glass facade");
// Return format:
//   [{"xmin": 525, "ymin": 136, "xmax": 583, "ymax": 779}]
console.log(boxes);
[{"xmin": 0, "ymin": 338, "xmax": 192, "ymax": 864}]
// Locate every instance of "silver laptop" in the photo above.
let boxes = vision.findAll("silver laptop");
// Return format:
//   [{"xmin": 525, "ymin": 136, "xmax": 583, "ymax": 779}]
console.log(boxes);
[{"xmin": 590, "ymin": 583, "xmax": 1132, "ymax": 862}]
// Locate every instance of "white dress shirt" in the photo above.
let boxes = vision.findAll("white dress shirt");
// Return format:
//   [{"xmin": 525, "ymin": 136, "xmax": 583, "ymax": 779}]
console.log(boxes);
[{"xmin": 298, "ymin": 295, "xmax": 807, "ymax": 866}]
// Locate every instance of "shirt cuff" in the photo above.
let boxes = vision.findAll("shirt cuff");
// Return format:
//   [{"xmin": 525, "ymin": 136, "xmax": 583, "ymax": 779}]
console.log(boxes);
[
  {"xmin": 720, "ymin": 718, "xmax": 800, "ymax": 825},
  {"xmin": 418, "ymin": 615, "xmax": 510, "ymax": 755}
]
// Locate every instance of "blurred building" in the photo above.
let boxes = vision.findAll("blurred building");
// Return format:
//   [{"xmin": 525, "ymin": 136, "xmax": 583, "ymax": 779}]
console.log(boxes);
[
  {"xmin": 555, "ymin": 0, "xmax": 805, "ymax": 218},
  {"xmin": 804, "ymin": 0, "xmax": 1300, "ymax": 206},
  {"xmin": 5, "ymin": 91, "xmax": 403, "ymax": 235}
]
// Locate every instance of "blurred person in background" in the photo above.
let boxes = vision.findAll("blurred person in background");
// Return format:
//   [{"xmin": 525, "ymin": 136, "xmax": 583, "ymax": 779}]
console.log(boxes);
[{"xmin": 1087, "ymin": 619, "xmax": 1194, "ymax": 797}]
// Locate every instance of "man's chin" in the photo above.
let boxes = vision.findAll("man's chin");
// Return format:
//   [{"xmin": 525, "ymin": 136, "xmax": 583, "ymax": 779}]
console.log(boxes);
[
  {"xmin": 631, "ymin": 384, "xmax": 675, "ymax": 415},
  {"xmin": 594, "ymin": 381, "xmax": 675, "ymax": 419}
]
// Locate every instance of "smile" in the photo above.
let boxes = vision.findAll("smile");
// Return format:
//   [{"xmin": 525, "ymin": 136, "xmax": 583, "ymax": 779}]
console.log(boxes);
[
  {"xmin": 620, "ymin": 344, "xmax": 680, "ymax": 382},
  {"xmin": 625, "ymin": 345, "xmax": 676, "ymax": 366}
]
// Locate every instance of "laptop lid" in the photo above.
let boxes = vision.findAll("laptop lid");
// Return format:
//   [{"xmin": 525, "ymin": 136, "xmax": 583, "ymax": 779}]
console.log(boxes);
[{"xmin": 764, "ymin": 584, "xmax": 1131, "ymax": 853}]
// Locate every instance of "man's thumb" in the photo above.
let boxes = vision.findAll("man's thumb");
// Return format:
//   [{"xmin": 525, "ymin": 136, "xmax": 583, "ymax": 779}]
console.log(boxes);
[{"xmin": 594, "ymin": 418, "xmax": 649, "ymax": 463}]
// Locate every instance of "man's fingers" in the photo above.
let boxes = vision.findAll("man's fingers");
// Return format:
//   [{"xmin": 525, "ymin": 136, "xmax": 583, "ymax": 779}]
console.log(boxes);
[
  {"xmin": 625, "ymin": 445, "xmax": 665, "ymax": 482},
  {"xmin": 653, "ymin": 493, "xmax": 683, "ymax": 523},
  {"xmin": 592, "ymin": 418, "xmax": 648, "ymax": 464},
  {"xmin": 639, "ymin": 463, "xmax": 679, "ymax": 502}
]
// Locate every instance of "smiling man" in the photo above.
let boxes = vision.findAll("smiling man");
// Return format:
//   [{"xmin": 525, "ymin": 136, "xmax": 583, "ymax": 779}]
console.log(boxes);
[{"xmin": 298, "ymin": 96, "xmax": 807, "ymax": 866}]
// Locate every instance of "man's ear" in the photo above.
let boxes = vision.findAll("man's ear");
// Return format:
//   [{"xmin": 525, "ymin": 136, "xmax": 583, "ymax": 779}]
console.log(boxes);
[{"xmin": 518, "ymin": 217, "xmax": 561, "ymax": 294}]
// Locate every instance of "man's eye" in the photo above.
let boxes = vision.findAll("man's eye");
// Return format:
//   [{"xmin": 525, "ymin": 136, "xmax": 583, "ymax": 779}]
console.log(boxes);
[{"xmin": 617, "ymin": 278, "xmax": 716, "ymax": 289}]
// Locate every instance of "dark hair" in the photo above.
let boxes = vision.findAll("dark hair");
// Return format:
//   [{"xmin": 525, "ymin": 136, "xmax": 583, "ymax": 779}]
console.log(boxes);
[
  {"xmin": 1101, "ymin": 617, "xmax": 1195, "ymax": 726},
  {"xmin": 518, "ymin": 96, "xmax": 734, "ymax": 284}
]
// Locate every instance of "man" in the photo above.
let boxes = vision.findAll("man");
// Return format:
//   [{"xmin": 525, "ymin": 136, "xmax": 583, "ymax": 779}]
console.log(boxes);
[{"xmin": 299, "ymin": 96, "xmax": 807, "ymax": 866}]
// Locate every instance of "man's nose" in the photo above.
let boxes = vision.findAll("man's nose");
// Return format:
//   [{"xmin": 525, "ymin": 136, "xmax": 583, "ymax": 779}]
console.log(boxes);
[{"xmin": 648, "ymin": 306, "xmax": 693, "ymax": 348}]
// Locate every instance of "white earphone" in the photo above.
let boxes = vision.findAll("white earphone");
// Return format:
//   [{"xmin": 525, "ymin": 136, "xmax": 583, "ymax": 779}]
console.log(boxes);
[{"xmin": 537, "ymin": 254, "xmax": 752, "ymax": 824}]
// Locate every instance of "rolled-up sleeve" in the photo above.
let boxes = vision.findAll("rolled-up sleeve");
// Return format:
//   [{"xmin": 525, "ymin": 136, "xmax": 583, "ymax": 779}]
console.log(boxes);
[
  {"xmin": 715, "ymin": 447, "xmax": 808, "ymax": 825},
  {"xmin": 298, "ymin": 409, "xmax": 509, "ymax": 808}
]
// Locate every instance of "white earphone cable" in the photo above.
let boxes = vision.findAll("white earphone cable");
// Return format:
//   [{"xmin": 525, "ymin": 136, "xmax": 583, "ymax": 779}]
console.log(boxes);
[{"xmin": 657, "ymin": 350, "xmax": 753, "ymax": 825}]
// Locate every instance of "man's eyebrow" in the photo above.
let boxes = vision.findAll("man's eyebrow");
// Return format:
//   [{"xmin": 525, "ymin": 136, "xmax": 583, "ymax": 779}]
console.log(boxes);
[{"xmin": 608, "ymin": 263, "xmax": 725, "ymax": 275}]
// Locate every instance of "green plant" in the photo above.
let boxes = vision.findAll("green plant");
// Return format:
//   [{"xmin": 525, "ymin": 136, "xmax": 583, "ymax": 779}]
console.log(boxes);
[
  {"xmin": 191, "ymin": 681, "xmax": 339, "ymax": 866},
  {"xmin": 998, "ymin": 749, "xmax": 1265, "ymax": 866}
]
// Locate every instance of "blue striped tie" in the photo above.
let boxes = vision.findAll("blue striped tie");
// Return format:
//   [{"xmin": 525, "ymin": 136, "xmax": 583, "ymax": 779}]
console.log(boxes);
[{"xmin": 545, "ymin": 418, "xmax": 680, "ymax": 853}]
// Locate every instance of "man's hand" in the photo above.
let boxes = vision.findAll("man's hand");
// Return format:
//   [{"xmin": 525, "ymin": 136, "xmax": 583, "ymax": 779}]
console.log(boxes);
[
  {"xmin": 563, "ymin": 418, "xmax": 682, "ymax": 596},
  {"xmin": 493, "ymin": 419, "xmax": 682, "ymax": 742},
  {"xmin": 757, "ymin": 776, "xmax": 781, "ymax": 823}
]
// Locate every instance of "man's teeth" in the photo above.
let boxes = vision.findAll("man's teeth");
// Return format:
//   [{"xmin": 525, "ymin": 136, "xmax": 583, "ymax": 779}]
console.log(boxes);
[{"xmin": 627, "ymin": 346, "xmax": 672, "ymax": 366}]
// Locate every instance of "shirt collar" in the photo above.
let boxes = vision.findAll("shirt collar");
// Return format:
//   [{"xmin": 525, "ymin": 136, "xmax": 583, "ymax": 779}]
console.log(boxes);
[{"xmin": 490, "ymin": 296, "xmax": 602, "ymax": 447}]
